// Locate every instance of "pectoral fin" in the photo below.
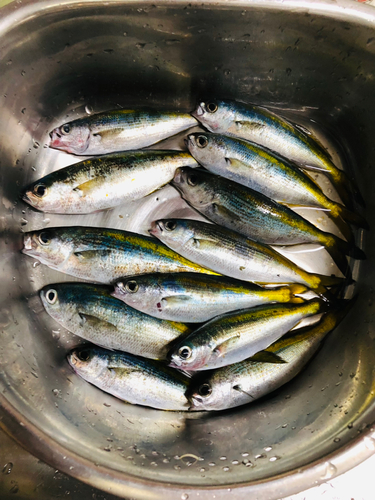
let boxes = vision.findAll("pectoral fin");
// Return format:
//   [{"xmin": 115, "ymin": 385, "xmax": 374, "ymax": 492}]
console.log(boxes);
[
  {"xmin": 235, "ymin": 121, "xmax": 266, "ymax": 133},
  {"xmin": 73, "ymin": 177, "xmax": 107, "ymax": 197},
  {"xmin": 108, "ymin": 366, "xmax": 139, "ymax": 377},
  {"xmin": 213, "ymin": 334, "xmax": 241, "ymax": 358},
  {"xmin": 225, "ymin": 157, "xmax": 248, "ymax": 171},
  {"xmin": 211, "ymin": 203, "xmax": 243, "ymax": 223},
  {"xmin": 249, "ymin": 350, "xmax": 287, "ymax": 364},
  {"xmin": 78, "ymin": 312, "xmax": 118, "ymax": 332},
  {"xmin": 233, "ymin": 385, "xmax": 254, "ymax": 399},
  {"xmin": 158, "ymin": 295, "xmax": 191, "ymax": 311},
  {"xmin": 74, "ymin": 250, "xmax": 112, "ymax": 261}
]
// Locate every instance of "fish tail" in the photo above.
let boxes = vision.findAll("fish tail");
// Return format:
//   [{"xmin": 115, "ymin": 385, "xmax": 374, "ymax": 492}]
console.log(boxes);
[
  {"xmin": 286, "ymin": 284, "xmax": 309, "ymax": 303},
  {"xmin": 332, "ymin": 202, "xmax": 369, "ymax": 230},
  {"xmin": 325, "ymin": 211, "xmax": 354, "ymax": 244},
  {"xmin": 312, "ymin": 274, "xmax": 347, "ymax": 298},
  {"xmin": 329, "ymin": 169, "xmax": 365, "ymax": 211},
  {"xmin": 320, "ymin": 234, "xmax": 363, "ymax": 279}
]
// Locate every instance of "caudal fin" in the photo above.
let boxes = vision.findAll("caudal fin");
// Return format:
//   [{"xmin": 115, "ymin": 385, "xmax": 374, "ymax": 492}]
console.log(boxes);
[
  {"xmin": 334, "ymin": 203, "xmax": 369, "ymax": 230},
  {"xmin": 329, "ymin": 169, "xmax": 366, "ymax": 211},
  {"xmin": 323, "ymin": 234, "xmax": 366, "ymax": 278}
]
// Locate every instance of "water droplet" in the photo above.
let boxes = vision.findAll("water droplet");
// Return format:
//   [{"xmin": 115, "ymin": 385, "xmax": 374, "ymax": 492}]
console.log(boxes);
[
  {"xmin": 322, "ymin": 461, "xmax": 337, "ymax": 479},
  {"xmin": 6, "ymin": 59, "xmax": 12, "ymax": 65},
  {"xmin": 10, "ymin": 484, "xmax": 19, "ymax": 494},
  {"xmin": 208, "ymin": 462, "xmax": 216, "ymax": 467},
  {"xmin": 199, "ymin": 467, "xmax": 206, "ymax": 472},
  {"xmin": 20, "ymin": 218, "xmax": 28, "ymax": 226},
  {"xmin": 162, "ymin": 458, "xmax": 170, "ymax": 463},
  {"xmin": 231, "ymin": 460, "xmax": 239, "ymax": 465},
  {"xmin": 85, "ymin": 105, "xmax": 93, "ymax": 115},
  {"xmin": 103, "ymin": 446, "xmax": 111, "ymax": 452},
  {"xmin": 282, "ymin": 423, "xmax": 288, "ymax": 428},
  {"xmin": 31, "ymin": 166, "xmax": 36, "ymax": 171},
  {"xmin": 241, "ymin": 452, "xmax": 249, "ymax": 457},
  {"xmin": 33, "ymin": 140, "xmax": 40, "ymax": 149},
  {"xmin": 43, "ymin": 217, "xmax": 50, "ymax": 224},
  {"xmin": 264, "ymin": 446, "xmax": 272, "ymax": 452},
  {"xmin": 123, "ymin": 32, "xmax": 128, "ymax": 36},
  {"xmin": 223, "ymin": 466, "xmax": 230, "ymax": 471},
  {"xmin": 21, "ymin": 70, "xmax": 26, "ymax": 76},
  {"xmin": 219, "ymin": 456, "xmax": 227, "ymax": 461},
  {"xmin": 2, "ymin": 462, "xmax": 13, "ymax": 474},
  {"xmin": 150, "ymin": 461, "xmax": 157, "ymax": 467},
  {"xmin": 364, "ymin": 436, "xmax": 375, "ymax": 451},
  {"xmin": 32, "ymin": 261, "xmax": 40, "ymax": 268},
  {"xmin": 174, "ymin": 465, "xmax": 181, "ymax": 470},
  {"xmin": 269, "ymin": 456, "xmax": 280, "ymax": 462},
  {"xmin": 333, "ymin": 437, "xmax": 341, "ymax": 443},
  {"xmin": 181, "ymin": 494, "xmax": 189, "ymax": 500},
  {"xmin": 21, "ymin": 108, "xmax": 26, "ymax": 114},
  {"xmin": 254, "ymin": 454, "xmax": 266, "ymax": 460},
  {"xmin": 224, "ymin": 69, "xmax": 231, "ymax": 76}
]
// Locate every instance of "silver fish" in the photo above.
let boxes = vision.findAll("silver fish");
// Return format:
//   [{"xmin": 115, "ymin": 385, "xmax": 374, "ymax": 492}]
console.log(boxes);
[
  {"xmin": 22, "ymin": 226, "xmax": 216, "ymax": 284},
  {"xmin": 22, "ymin": 151, "xmax": 198, "ymax": 214},
  {"xmin": 112, "ymin": 273, "xmax": 308, "ymax": 323},
  {"xmin": 167, "ymin": 299, "xmax": 325, "ymax": 371},
  {"xmin": 191, "ymin": 99, "xmax": 363, "ymax": 208},
  {"xmin": 40, "ymin": 283, "xmax": 190, "ymax": 360},
  {"xmin": 68, "ymin": 346, "xmax": 191, "ymax": 411},
  {"xmin": 149, "ymin": 219, "xmax": 344, "ymax": 293},
  {"xmin": 50, "ymin": 109, "xmax": 198, "ymax": 155},
  {"xmin": 171, "ymin": 167, "xmax": 365, "ymax": 277},
  {"xmin": 189, "ymin": 303, "xmax": 352, "ymax": 410},
  {"xmin": 185, "ymin": 133, "xmax": 367, "ymax": 237}
]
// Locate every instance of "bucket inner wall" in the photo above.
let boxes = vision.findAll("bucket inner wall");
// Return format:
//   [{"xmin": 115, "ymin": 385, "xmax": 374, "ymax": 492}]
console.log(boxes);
[{"xmin": 0, "ymin": 0, "xmax": 375, "ymax": 490}]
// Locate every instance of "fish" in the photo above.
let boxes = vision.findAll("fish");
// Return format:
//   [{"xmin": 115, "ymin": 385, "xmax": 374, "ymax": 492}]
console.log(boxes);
[
  {"xmin": 112, "ymin": 273, "xmax": 308, "ymax": 323},
  {"xmin": 22, "ymin": 226, "xmax": 217, "ymax": 284},
  {"xmin": 189, "ymin": 301, "xmax": 353, "ymax": 410},
  {"xmin": 40, "ymin": 283, "xmax": 190, "ymax": 360},
  {"xmin": 191, "ymin": 99, "xmax": 364, "ymax": 209},
  {"xmin": 149, "ymin": 219, "xmax": 345, "ymax": 293},
  {"xmin": 22, "ymin": 151, "xmax": 198, "ymax": 214},
  {"xmin": 49, "ymin": 109, "xmax": 198, "ymax": 155},
  {"xmin": 168, "ymin": 299, "xmax": 326, "ymax": 371},
  {"xmin": 171, "ymin": 167, "xmax": 366, "ymax": 277},
  {"xmin": 68, "ymin": 346, "xmax": 191, "ymax": 411},
  {"xmin": 185, "ymin": 133, "xmax": 368, "ymax": 240}
]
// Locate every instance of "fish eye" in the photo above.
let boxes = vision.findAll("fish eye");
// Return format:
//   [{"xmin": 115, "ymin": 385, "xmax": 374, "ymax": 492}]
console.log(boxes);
[
  {"xmin": 61, "ymin": 124, "xmax": 71, "ymax": 135},
  {"xmin": 198, "ymin": 383, "xmax": 212, "ymax": 397},
  {"xmin": 125, "ymin": 280, "xmax": 138, "ymax": 293},
  {"xmin": 38, "ymin": 230, "xmax": 51, "ymax": 245},
  {"xmin": 206, "ymin": 102, "xmax": 218, "ymax": 113},
  {"xmin": 34, "ymin": 184, "xmax": 46, "ymax": 197},
  {"xmin": 187, "ymin": 174, "xmax": 198, "ymax": 186},
  {"xmin": 77, "ymin": 349, "xmax": 91, "ymax": 362},
  {"xmin": 165, "ymin": 220, "xmax": 177, "ymax": 231},
  {"xmin": 178, "ymin": 346, "xmax": 192, "ymax": 360},
  {"xmin": 196, "ymin": 135, "xmax": 208, "ymax": 148},
  {"xmin": 45, "ymin": 289, "xmax": 58, "ymax": 304}
]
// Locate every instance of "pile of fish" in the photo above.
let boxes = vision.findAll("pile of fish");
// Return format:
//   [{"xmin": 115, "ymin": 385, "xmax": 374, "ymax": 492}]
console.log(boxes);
[{"xmin": 21, "ymin": 99, "xmax": 366, "ymax": 412}]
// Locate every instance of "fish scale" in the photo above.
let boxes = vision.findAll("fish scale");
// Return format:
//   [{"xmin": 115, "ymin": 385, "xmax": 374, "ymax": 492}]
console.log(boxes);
[
  {"xmin": 22, "ymin": 226, "xmax": 216, "ymax": 284},
  {"xmin": 167, "ymin": 299, "xmax": 325, "ymax": 371},
  {"xmin": 40, "ymin": 283, "xmax": 190, "ymax": 360},
  {"xmin": 68, "ymin": 346, "xmax": 190, "ymax": 411}
]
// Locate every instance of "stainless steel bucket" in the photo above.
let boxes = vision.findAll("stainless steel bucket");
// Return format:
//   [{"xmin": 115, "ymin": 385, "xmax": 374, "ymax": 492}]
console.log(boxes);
[{"xmin": 1, "ymin": 1, "xmax": 375, "ymax": 498}]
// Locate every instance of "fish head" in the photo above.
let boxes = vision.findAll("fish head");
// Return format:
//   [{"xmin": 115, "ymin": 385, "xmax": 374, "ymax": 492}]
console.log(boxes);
[
  {"xmin": 171, "ymin": 167, "xmax": 215, "ymax": 208},
  {"xmin": 22, "ymin": 228, "xmax": 75, "ymax": 269},
  {"xmin": 49, "ymin": 119, "xmax": 90, "ymax": 155},
  {"xmin": 168, "ymin": 339, "xmax": 212, "ymax": 371},
  {"xmin": 68, "ymin": 347, "xmax": 108, "ymax": 380},
  {"xmin": 185, "ymin": 132, "xmax": 229, "ymax": 167},
  {"xmin": 22, "ymin": 175, "xmax": 75, "ymax": 213},
  {"xmin": 39, "ymin": 283, "xmax": 80, "ymax": 325},
  {"xmin": 191, "ymin": 100, "xmax": 235, "ymax": 132},
  {"xmin": 149, "ymin": 219, "xmax": 195, "ymax": 250},
  {"xmin": 189, "ymin": 376, "xmax": 230, "ymax": 411},
  {"xmin": 112, "ymin": 276, "xmax": 156, "ymax": 308}
]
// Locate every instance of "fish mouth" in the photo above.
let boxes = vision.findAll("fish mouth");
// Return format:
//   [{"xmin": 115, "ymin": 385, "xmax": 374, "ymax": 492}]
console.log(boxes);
[
  {"xmin": 49, "ymin": 128, "xmax": 64, "ymax": 149},
  {"xmin": 22, "ymin": 235, "xmax": 34, "ymax": 252},
  {"xmin": 149, "ymin": 220, "xmax": 164, "ymax": 236},
  {"xmin": 22, "ymin": 191, "xmax": 31, "ymax": 203},
  {"xmin": 171, "ymin": 168, "xmax": 184, "ymax": 186},
  {"xmin": 192, "ymin": 103, "xmax": 205, "ymax": 118}
]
